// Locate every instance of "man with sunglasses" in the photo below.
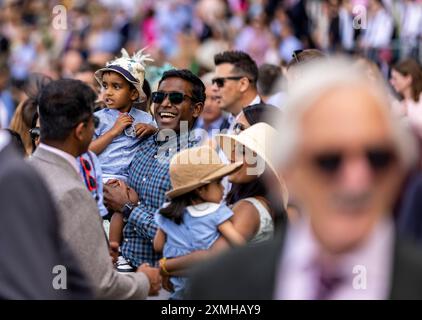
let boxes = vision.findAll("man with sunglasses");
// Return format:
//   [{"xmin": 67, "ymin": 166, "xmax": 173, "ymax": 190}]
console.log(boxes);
[
  {"xmin": 103, "ymin": 69, "xmax": 205, "ymax": 281},
  {"xmin": 213, "ymin": 51, "xmax": 261, "ymax": 133},
  {"xmin": 188, "ymin": 59, "xmax": 422, "ymax": 299},
  {"xmin": 29, "ymin": 79, "xmax": 161, "ymax": 299}
]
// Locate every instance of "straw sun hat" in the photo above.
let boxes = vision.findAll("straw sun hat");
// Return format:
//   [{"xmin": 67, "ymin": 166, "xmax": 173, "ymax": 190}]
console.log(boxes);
[
  {"xmin": 166, "ymin": 145, "xmax": 243, "ymax": 199},
  {"xmin": 216, "ymin": 123, "xmax": 289, "ymax": 208}
]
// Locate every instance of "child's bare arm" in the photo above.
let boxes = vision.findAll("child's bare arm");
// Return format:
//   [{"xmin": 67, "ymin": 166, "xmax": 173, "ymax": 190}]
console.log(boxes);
[
  {"xmin": 153, "ymin": 228, "xmax": 166, "ymax": 253},
  {"xmin": 89, "ymin": 114, "xmax": 133, "ymax": 155},
  {"xmin": 218, "ymin": 220, "xmax": 246, "ymax": 246}
]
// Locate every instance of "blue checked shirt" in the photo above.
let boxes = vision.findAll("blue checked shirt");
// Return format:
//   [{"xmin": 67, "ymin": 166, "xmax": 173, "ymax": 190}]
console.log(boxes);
[{"xmin": 121, "ymin": 130, "xmax": 201, "ymax": 267}]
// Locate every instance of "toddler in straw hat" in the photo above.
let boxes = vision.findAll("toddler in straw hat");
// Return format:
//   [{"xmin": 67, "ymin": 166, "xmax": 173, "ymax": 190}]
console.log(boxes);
[
  {"xmin": 90, "ymin": 48, "xmax": 157, "ymax": 271},
  {"xmin": 153, "ymin": 145, "xmax": 245, "ymax": 299}
]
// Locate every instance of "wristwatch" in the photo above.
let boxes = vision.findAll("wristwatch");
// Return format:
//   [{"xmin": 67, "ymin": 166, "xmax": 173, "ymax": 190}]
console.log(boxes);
[{"xmin": 121, "ymin": 201, "xmax": 140, "ymax": 219}]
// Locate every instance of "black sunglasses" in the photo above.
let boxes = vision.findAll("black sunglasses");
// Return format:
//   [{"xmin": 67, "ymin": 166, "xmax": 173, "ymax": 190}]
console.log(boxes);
[
  {"xmin": 311, "ymin": 147, "xmax": 396, "ymax": 176},
  {"xmin": 29, "ymin": 127, "xmax": 40, "ymax": 140},
  {"xmin": 233, "ymin": 122, "xmax": 246, "ymax": 135},
  {"xmin": 292, "ymin": 49, "xmax": 304, "ymax": 64},
  {"xmin": 212, "ymin": 76, "xmax": 247, "ymax": 88},
  {"xmin": 151, "ymin": 91, "xmax": 194, "ymax": 105}
]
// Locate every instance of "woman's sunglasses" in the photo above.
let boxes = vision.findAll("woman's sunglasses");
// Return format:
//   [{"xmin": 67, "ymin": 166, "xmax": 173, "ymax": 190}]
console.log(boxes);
[
  {"xmin": 310, "ymin": 147, "xmax": 397, "ymax": 176},
  {"xmin": 233, "ymin": 122, "xmax": 246, "ymax": 135},
  {"xmin": 29, "ymin": 127, "xmax": 40, "ymax": 141},
  {"xmin": 151, "ymin": 91, "xmax": 194, "ymax": 105}
]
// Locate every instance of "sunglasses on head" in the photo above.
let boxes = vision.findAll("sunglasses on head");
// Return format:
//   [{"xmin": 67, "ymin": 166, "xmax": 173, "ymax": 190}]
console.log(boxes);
[
  {"xmin": 151, "ymin": 91, "xmax": 194, "ymax": 105},
  {"xmin": 310, "ymin": 147, "xmax": 397, "ymax": 176},
  {"xmin": 29, "ymin": 127, "xmax": 40, "ymax": 140},
  {"xmin": 212, "ymin": 76, "xmax": 247, "ymax": 88},
  {"xmin": 292, "ymin": 49, "xmax": 304, "ymax": 64},
  {"xmin": 80, "ymin": 158, "xmax": 97, "ymax": 192}
]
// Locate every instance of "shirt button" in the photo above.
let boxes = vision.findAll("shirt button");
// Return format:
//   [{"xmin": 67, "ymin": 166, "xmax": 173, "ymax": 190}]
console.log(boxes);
[
  {"xmin": 142, "ymin": 178, "xmax": 146, "ymax": 182},
  {"xmin": 153, "ymin": 155, "xmax": 157, "ymax": 159},
  {"xmin": 134, "ymin": 227, "xmax": 137, "ymax": 232},
  {"xmin": 124, "ymin": 239, "xmax": 129, "ymax": 242}
]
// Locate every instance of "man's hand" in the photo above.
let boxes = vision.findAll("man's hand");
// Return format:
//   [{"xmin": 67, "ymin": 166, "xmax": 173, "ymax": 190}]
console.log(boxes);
[
  {"xmin": 103, "ymin": 180, "xmax": 130, "ymax": 212},
  {"xmin": 109, "ymin": 241, "xmax": 119, "ymax": 264},
  {"xmin": 137, "ymin": 263, "xmax": 161, "ymax": 296},
  {"xmin": 135, "ymin": 123, "xmax": 158, "ymax": 138}
]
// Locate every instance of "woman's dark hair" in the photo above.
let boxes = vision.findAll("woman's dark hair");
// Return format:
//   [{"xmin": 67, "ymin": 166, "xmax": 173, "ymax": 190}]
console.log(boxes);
[
  {"xmin": 243, "ymin": 103, "xmax": 282, "ymax": 127},
  {"xmin": 226, "ymin": 163, "xmax": 287, "ymax": 224},
  {"xmin": 160, "ymin": 191, "xmax": 201, "ymax": 225},
  {"xmin": 226, "ymin": 175, "xmax": 268, "ymax": 207},
  {"xmin": 392, "ymin": 58, "xmax": 422, "ymax": 102},
  {"xmin": 22, "ymin": 73, "xmax": 53, "ymax": 128}
]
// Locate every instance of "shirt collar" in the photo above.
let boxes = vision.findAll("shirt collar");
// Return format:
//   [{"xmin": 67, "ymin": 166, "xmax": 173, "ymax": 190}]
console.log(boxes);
[
  {"xmin": 248, "ymin": 95, "xmax": 261, "ymax": 107},
  {"xmin": 187, "ymin": 202, "xmax": 221, "ymax": 217},
  {"xmin": 38, "ymin": 143, "xmax": 80, "ymax": 174},
  {"xmin": 284, "ymin": 215, "xmax": 394, "ymax": 278}
]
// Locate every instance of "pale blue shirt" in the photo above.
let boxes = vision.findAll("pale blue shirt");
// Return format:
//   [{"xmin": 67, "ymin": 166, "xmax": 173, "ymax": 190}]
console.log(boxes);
[{"xmin": 93, "ymin": 107, "xmax": 155, "ymax": 182}]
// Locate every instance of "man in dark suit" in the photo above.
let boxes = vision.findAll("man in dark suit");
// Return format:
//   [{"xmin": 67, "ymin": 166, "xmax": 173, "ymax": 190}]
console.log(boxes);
[
  {"xmin": 188, "ymin": 59, "xmax": 422, "ymax": 300},
  {"xmin": 0, "ymin": 129, "xmax": 92, "ymax": 299}
]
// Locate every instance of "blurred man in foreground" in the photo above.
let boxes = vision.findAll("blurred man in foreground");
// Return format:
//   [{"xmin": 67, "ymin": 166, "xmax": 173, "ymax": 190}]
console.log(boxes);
[{"xmin": 188, "ymin": 58, "xmax": 422, "ymax": 299}]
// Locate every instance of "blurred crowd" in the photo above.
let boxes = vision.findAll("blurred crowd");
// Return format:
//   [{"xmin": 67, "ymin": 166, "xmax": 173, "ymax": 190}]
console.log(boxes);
[{"xmin": 0, "ymin": 0, "xmax": 422, "ymax": 116}]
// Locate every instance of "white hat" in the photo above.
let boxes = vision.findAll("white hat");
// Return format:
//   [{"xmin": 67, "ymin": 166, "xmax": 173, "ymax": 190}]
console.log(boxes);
[
  {"xmin": 94, "ymin": 48, "xmax": 153, "ymax": 101},
  {"xmin": 216, "ymin": 123, "xmax": 289, "ymax": 208}
]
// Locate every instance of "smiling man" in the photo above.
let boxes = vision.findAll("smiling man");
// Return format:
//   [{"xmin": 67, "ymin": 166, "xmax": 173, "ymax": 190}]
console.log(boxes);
[{"xmin": 104, "ymin": 69, "xmax": 205, "ymax": 269}]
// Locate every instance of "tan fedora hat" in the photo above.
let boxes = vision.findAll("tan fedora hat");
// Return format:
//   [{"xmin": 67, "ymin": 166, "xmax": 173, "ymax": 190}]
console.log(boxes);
[
  {"xmin": 216, "ymin": 122, "xmax": 289, "ymax": 208},
  {"xmin": 166, "ymin": 145, "xmax": 243, "ymax": 199}
]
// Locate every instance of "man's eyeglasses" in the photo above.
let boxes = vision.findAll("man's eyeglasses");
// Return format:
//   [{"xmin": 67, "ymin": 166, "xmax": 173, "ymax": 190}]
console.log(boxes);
[
  {"xmin": 80, "ymin": 158, "xmax": 97, "ymax": 192},
  {"xmin": 310, "ymin": 147, "xmax": 397, "ymax": 176},
  {"xmin": 233, "ymin": 122, "xmax": 246, "ymax": 135},
  {"xmin": 29, "ymin": 127, "xmax": 40, "ymax": 141},
  {"xmin": 212, "ymin": 76, "xmax": 248, "ymax": 88},
  {"xmin": 151, "ymin": 91, "xmax": 195, "ymax": 105}
]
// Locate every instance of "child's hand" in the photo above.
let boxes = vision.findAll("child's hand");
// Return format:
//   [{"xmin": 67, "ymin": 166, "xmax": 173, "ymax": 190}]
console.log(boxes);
[
  {"xmin": 135, "ymin": 123, "xmax": 158, "ymax": 138},
  {"xmin": 110, "ymin": 113, "xmax": 133, "ymax": 136}
]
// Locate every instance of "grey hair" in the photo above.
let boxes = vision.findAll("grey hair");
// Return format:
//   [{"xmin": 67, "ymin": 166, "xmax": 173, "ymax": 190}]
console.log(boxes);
[{"xmin": 272, "ymin": 57, "xmax": 418, "ymax": 171}]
